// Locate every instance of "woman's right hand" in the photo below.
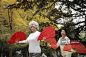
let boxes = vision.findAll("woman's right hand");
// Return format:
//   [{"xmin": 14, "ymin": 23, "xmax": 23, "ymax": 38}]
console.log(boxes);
[
  {"xmin": 15, "ymin": 41, "xmax": 19, "ymax": 44},
  {"xmin": 43, "ymin": 37, "xmax": 47, "ymax": 42}
]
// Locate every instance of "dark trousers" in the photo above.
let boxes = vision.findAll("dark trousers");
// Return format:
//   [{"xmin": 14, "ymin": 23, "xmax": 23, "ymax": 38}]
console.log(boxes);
[{"xmin": 29, "ymin": 53, "xmax": 41, "ymax": 57}]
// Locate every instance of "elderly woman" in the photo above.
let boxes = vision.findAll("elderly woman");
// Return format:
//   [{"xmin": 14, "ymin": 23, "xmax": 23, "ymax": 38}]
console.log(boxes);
[
  {"xmin": 57, "ymin": 27, "xmax": 72, "ymax": 57},
  {"xmin": 47, "ymin": 27, "xmax": 72, "ymax": 57},
  {"xmin": 16, "ymin": 21, "xmax": 41, "ymax": 57}
]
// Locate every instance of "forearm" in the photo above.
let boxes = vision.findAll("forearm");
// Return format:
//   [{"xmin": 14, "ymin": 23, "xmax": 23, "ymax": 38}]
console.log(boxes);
[
  {"xmin": 19, "ymin": 40, "xmax": 28, "ymax": 43},
  {"xmin": 57, "ymin": 42, "xmax": 60, "ymax": 48}
]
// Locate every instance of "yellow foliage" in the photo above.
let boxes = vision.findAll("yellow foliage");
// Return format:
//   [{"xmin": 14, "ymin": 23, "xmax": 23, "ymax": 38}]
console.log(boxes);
[
  {"xmin": 0, "ymin": 0, "xmax": 63, "ymax": 31},
  {"xmin": 43, "ymin": 2, "xmax": 54, "ymax": 8},
  {"xmin": 12, "ymin": 9, "xmax": 28, "ymax": 26},
  {"xmin": 40, "ymin": 41, "xmax": 46, "ymax": 46},
  {"xmin": 1, "ymin": 0, "xmax": 16, "ymax": 4}
]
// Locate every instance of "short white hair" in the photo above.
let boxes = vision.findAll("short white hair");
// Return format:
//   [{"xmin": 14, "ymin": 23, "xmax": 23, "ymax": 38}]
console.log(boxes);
[{"xmin": 29, "ymin": 21, "xmax": 39, "ymax": 30}]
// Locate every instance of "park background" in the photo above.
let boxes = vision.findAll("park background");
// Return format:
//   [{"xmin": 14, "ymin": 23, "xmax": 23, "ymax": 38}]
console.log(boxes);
[{"xmin": 0, "ymin": 0, "xmax": 86, "ymax": 57}]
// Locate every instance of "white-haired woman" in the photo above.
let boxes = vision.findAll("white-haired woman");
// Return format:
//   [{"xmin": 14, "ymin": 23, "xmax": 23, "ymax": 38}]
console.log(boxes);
[{"xmin": 16, "ymin": 21, "xmax": 41, "ymax": 57}]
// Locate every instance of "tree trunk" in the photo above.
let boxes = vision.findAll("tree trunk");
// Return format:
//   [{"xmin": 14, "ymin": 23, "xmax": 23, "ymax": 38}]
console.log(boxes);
[
  {"xmin": 10, "ymin": 10, "xmax": 13, "ymax": 30},
  {"xmin": 8, "ymin": 9, "xmax": 12, "ymax": 30},
  {"xmin": 85, "ymin": 15, "xmax": 86, "ymax": 29},
  {"xmin": 50, "ymin": 49, "xmax": 52, "ymax": 57},
  {"xmin": 8, "ymin": 9, "xmax": 10, "ymax": 24},
  {"xmin": 1, "ymin": 53, "xmax": 3, "ymax": 57},
  {"xmin": 9, "ymin": 49, "xmax": 12, "ymax": 57},
  {"xmin": 25, "ymin": 46, "xmax": 28, "ymax": 57}
]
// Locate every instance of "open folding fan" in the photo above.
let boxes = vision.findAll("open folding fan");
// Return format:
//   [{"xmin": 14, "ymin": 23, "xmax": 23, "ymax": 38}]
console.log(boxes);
[
  {"xmin": 9, "ymin": 31, "xmax": 26, "ymax": 44},
  {"xmin": 46, "ymin": 38, "xmax": 57, "ymax": 50},
  {"xmin": 37, "ymin": 26, "xmax": 57, "ymax": 50},
  {"xmin": 37, "ymin": 26, "xmax": 55, "ymax": 40},
  {"xmin": 63, "ymin": 41, "xmax": 86, "ymax": 53}
]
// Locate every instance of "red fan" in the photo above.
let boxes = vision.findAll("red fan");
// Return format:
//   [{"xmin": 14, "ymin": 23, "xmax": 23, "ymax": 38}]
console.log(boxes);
[
  {"xmin": 63, "ymin": 41, "xmax": 86, "ymax": 53},
  {"xmin": 37, "ymin": 26, "xmax": 57, "ymax": 50},
  {"xmin": 46, "ymin": 38, "xmax": 57, "ymax": 50},
  {"xmin": 37, "ymin": 26, "xmax": 55, "ymax": 40},
  {"xmin": 9, "ymin": 31, "xmax": 26, "ymax": 44}
]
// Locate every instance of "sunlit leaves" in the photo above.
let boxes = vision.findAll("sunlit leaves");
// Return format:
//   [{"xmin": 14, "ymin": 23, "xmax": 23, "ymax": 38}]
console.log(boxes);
[{"xmin": 2, "ymin": 0, "xmax": 16, "ymax": 5}]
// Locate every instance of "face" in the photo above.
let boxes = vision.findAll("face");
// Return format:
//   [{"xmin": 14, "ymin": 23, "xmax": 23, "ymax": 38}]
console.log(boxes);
[
  {"xmin": 61, "ymin": 30, "xmax": 66, "ymax": 36},
  {"xmin": 30, "ymin": 23, "xmax": 37, "ymax": 31}
]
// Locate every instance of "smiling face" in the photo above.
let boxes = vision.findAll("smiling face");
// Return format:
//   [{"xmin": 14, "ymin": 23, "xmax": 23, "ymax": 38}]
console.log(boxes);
[
  {"xmin": 30, "ymin": 23, "xmax": 37, "ymax": 32},
  {"xmin": 61, "ymin": 30, "xmax": 66, "ymax": 36}
]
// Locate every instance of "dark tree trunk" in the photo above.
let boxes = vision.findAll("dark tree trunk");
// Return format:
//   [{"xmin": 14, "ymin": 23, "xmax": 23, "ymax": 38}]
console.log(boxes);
[
  {"xmin": 1, "ymin": 53, "xmax": 3, "ymax": 57},
  {"xmin": 8, "ymin": 9, "xmax": 10, "ymax": 25},
  {"xmin": 10, "ymin": 10, "xmax": 13, "ymax": 30},
  {"xmin": 50, "ymin": 49, "xmax": 52, "ymax": 57},
  {"xmin": 9, "ymin": 49, "xmax": 12, "ymax": 57},
  {"xmin": 8, "ymin": 9, "xmax": 12, "ymax": 30},
  {"xmin": 85, "ymin": 15, "xmax": 86, "ymax": 29},
  {"xmin": 25, "ymin": 46, "xmax": 28, "ymax": 57}
]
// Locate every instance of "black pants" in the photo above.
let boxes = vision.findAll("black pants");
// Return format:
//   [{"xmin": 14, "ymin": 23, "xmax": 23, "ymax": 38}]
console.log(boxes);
[{"xmin": 29, "ymin": 53, "xmax": 41, "ymax": 57}]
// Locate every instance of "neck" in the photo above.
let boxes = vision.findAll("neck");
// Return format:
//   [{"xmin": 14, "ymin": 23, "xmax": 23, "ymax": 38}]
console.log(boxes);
[
  {"xmin": 62, "ymin": 35, "xmax": 66, "ymax": 39},
  {"xmin": 32, "ymin": 30, "xmax": 37, "ymax": 33}
]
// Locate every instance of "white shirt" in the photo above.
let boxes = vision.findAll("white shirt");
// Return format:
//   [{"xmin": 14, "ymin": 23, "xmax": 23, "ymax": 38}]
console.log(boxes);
[
  {"xmin": 57, "ymin": 36, "xmax": 72, "ymax": 56},
  {"xmin": 19, "ymin": 31, "xmax": 41, "ymax": 53}
]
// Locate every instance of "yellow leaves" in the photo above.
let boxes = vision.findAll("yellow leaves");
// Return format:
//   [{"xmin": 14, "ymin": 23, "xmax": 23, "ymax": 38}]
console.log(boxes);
[
  {"xmin": 1, "ymin": 0, "xmax": 16, "ymax": 4},
  {"xmin": 41, "ymin": 10, "xmax": 48, "ymax": 16},
  {"xmin": 50, "ymin": 16, "xmax": 55, "ymax": 19},
  {"xmin": 27, "ymin": 0, "xmax": 34, "ymax": 2},
  {"xmin": 12, "ymin": 9, "xmax": 28, "ymax": 26},
  {"xmin": 0, "ymin": 19, "xmax": 5, "ymax": 21},
  {"xmin": 1, "ymin": 0, "xmax": 8, "ymax": 2},
  {"xmin": 40, "ymin": 41, "xmax": 46, "ymax": 46},
  {"xmin": 33, "ymin": 5, "xmax": 38, "ymax": 11},
  {"xmin": 15, "ymin": 18, "xmax": 26, "ymax": 26},
  {"xmin": 44, "ymin": 18, "xmax": 50, "ymax": 23},
  {"xmin": 43, "ymin": 2, "xmax": 54, "ymax": 8},
  {"xmin": 38, "ymin": 15, "xmax": 46, "ymax": 23},
  {"xmin": 0, "ymin": 0, "xmax": 62, "ymax": 31},
  {"xmin": 0, "ymin": 1, "xmax": 9, "ymax": 25},
  {"xmin": 9, "ymin": 0, "xmax": 16, "ymax": 4},
  {"xmin": 0, "ymin": 25, "xmax": 6, "ymax": 28},
  {"xmin": 39, "ymin": 15, "xmax": 44, "ymax": 22},
  {"xmin": 34, "ymin": 14, "xmax": 40, "ymax": 20},
  {"xmin": 26, "ymin": 10, "xmax": 33, "ymax": 18}
]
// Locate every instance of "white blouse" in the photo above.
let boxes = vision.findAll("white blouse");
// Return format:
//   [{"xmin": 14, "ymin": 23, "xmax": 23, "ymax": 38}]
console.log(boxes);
[
  {"xmin": 57, "ymin": 36, "xmax": 72, "ymax": 56},
  {"xmin": 19, "ymin": 31, "xmax": 41, "ymax": 53}
]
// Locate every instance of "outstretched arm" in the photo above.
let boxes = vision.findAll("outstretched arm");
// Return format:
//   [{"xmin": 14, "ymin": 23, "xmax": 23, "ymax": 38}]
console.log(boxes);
[
  {"xmin": 18, "ymin": 39, "xmax": 29, "ymax": 43},
  {"xmin": 16, "ymin": 37, "xmax": 29, "ymax": 44}
]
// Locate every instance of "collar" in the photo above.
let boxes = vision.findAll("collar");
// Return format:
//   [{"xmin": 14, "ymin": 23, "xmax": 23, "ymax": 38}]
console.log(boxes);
[{"xmin": 61, "ymin": 36, "xmax": 68, "ymax": 39}]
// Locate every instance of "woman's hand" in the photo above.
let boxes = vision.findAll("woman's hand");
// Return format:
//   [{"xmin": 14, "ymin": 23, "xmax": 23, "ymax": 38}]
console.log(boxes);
[
  {"xmin": 43, "ymin": 37, "xmax": 47, "ymax": 42},
  {"xmin": 15, "ymin": 41, "xmax": 19, "ymax": 44},
  {"xmin": 47, "ymin": 43, "xmax": 51, "ymax": 47}
]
